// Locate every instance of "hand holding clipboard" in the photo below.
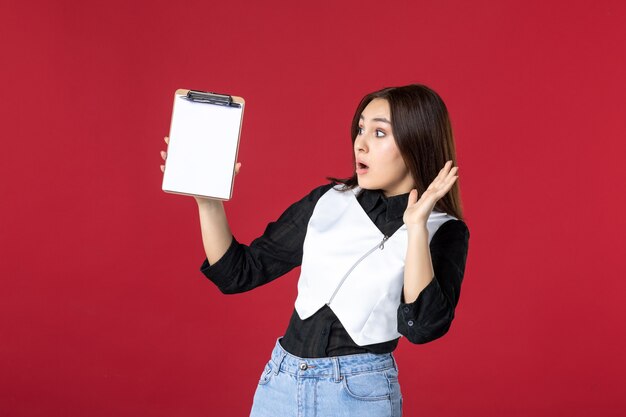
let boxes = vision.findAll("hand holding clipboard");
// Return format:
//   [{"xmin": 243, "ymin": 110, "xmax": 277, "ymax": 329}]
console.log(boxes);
[{"xmin": 161, "ymin": 89, "xmax": 245, "ymax": 200}]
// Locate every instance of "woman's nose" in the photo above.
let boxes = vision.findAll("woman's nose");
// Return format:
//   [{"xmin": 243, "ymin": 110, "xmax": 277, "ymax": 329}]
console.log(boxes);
[{"xmin": 354, "ymin": 135, "xmax": 367, "ymax": 153}]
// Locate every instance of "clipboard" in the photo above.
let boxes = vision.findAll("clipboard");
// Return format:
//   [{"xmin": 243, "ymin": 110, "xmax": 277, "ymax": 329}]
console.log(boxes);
[{"xmin": 162, "ymin": 89, "xmax": 245, "ymax": 200}]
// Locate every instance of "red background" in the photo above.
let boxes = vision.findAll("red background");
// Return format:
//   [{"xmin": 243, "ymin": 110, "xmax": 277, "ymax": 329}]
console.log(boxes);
[{"xmin": 1, "ymin": 0, "xmax": 625, "ymax": 416}]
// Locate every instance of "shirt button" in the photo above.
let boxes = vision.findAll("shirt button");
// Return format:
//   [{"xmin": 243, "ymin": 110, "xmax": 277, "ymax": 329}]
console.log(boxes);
[
  {"xmin": 403, "ymin": 307, "xmax": 410, "ymax": 313},
  {"xmin": 299, "ymin": 363, "xmax": 308, "ymax": 371},
  {"xmin": 407, "ymin": 320, "xmax": 414, "ymax": 327}
]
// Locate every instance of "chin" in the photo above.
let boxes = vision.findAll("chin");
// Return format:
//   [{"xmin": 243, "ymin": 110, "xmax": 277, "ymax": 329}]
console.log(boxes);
[{"xmin": 356, "ymin": 178, "xmax": 378, "ymax": 191}]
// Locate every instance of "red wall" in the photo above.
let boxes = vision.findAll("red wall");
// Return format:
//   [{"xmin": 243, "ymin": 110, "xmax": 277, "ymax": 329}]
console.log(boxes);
[{"xmin": 2, "ymin": 1, "xmax": 625, "ymax": 416}]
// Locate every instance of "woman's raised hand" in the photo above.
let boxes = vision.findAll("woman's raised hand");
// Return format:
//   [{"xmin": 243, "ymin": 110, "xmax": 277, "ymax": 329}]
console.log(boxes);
[{"xmin": 403, "ymin": 160, "xmax": 458, "ymax": 228}]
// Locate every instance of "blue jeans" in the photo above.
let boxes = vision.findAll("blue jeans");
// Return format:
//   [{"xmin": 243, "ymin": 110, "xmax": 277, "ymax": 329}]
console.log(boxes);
[{"xmin": 250, "ymin": 338, "xmax": 402, "ymax": 417}]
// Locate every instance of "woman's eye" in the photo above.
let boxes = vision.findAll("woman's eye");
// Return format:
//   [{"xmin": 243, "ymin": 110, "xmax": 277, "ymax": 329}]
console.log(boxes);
[
  {"xmin": 357, "ymin": 127, "xmax": 364, "ymax": 135},
  {"xmin": 375, "ymin": 129, "xmax": 385, "ymax": 138}
]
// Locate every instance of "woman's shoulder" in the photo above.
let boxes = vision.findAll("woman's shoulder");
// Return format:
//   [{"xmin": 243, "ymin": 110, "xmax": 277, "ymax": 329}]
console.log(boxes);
[
  {"xmin": 430, "ymin": 218, "xmax": 470, "ymax": 246},
  {"xmin": 302, "ymin": 182, "xmax": 336, "ymax": 200},
  {"xmin": 283, "ymin": 183, "xmax": 337, "ymax": 212},
  {"xmin": 299, "ymin": 181, "xmax": 358, "ymax": 200}
]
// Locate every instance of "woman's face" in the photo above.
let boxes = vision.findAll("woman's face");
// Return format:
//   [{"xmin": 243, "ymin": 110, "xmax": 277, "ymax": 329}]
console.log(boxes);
[{"xmin": 354, "ymin": 98, "xmax": 414, "ymax": 196}]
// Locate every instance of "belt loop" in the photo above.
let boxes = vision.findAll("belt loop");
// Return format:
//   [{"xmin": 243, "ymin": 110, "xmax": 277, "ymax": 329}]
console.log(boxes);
[
  {"xmin": 274, "ymin": 350, "xmax": 287, "ymax": 375},
  {"xmin": 332, "ymin": 357, "xmax": 341, "ymax": 383}
]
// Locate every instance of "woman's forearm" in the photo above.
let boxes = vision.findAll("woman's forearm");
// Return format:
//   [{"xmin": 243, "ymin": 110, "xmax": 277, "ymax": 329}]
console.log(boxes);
[
  {"xmin": 196, "ymin": 198, "xmax": 234, "ymax": 265},
  {"xmin": 403, "ymin": 225, "xmax": 434, "ymax": 303}
]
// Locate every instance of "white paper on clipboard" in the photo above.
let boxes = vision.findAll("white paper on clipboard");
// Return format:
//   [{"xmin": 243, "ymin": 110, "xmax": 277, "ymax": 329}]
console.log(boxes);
[{"xmin": 162, "ymin": 89, "xmax": 245, "ymax": 200}]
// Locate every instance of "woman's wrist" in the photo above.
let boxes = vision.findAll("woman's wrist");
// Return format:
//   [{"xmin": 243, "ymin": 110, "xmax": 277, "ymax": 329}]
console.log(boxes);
[
  {"xmin": 406, "ymin": 223, "xmax": 428, "ymax": 237},
  {"xmin": 195, "ymin": 197, "xmax": 223, "ymax": 210}
]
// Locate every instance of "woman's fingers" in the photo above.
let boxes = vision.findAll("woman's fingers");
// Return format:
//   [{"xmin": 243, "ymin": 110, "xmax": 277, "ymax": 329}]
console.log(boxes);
[
  {"xmin": 407, "ymin": 189, "xmax": 418, "ymax": 207},
  {"xmin": 438, "ymin": 169, "xmax": 458, "ymax": 196},
  {"xmin": 439, "ymin": 166, "xmax": 457, "ymax": 189},
  {"xmin": 234, "ymin": 162, "xmax": 242, "ymax": 175},
  {"xmin": 160, "ymin": 137, "xmax": 169, "ymax": 172},
  {"xmin": 446, "ymin": 166, "xmax": 458, "ymax": 181},
  {"xmin": 438, "ymin": 161, "xmax": 457, "ymax": 183},
  {"xmin": 438, "ymin": 160, "xmax": 453, "ymax": 177},
  {"xmin": 160, "ymin": 150, "xmax": 167, "ymax": 171},
  {"xmin": 426, "ymin": 164, "xmax": 458, "ymax": 199},
  {"xmin": 430, "ymin": 160, "xmax": 453, "ymax": 189}
]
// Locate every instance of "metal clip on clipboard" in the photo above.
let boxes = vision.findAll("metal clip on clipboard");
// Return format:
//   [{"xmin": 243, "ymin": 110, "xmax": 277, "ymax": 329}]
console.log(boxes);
[{"xmin": 183, "ymin": 90, "xmax": 242, "ymax": 108}]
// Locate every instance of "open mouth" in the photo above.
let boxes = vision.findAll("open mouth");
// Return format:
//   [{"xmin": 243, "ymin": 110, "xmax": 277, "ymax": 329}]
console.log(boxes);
[{"xmin": 356, "ymin": 161, "xmax": 369, "ymax": 174}]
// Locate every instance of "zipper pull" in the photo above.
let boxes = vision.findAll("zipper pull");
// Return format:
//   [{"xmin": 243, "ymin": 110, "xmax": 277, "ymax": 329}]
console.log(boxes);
[{"xmin": 379, "ymin": 235, "xmax": 389, "ymax": 249}]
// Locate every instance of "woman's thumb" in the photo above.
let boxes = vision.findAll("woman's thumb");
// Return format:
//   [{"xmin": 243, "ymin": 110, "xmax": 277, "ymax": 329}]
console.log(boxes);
[{"xmin": 407, "ymin": 189, "xmax": 418, "ymax": 207}]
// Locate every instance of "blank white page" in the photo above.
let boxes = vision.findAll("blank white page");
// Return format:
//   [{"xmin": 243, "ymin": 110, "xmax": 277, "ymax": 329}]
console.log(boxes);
[{"xmin": 162, "ymin": 92, "xmax": 244, "ymax": 200}]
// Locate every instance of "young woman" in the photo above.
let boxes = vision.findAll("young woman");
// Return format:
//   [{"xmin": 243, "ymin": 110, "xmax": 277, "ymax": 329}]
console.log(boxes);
[{"xmin": 160, "ymin": 84, "xmax": 469, "ymax": 417}]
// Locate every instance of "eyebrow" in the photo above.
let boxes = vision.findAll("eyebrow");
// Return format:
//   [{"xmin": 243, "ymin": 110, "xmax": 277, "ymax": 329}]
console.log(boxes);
[{"xmin": 359, "ymin": 115, "xmax": 391, "ymax": 124}]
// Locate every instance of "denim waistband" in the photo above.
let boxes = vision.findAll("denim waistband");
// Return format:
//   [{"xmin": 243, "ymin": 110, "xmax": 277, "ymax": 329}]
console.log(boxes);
[{"xmin": 269, "ymin": 338, "xmax": 398, "ymax": 381}]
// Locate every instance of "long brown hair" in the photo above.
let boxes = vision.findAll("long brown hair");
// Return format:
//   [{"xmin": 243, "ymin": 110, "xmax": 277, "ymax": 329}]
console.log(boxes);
[{"xmin": 330, "ymin": 84, "xmax": 464, "ymax": 220}]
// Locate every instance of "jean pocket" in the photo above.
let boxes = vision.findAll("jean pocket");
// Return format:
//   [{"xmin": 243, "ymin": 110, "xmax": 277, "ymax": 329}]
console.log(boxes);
[
  {"xmin": 342, "ymin": 370, "xmax": 391, "ymax": 401},
  {"xmin": 258, "ymin": 361, "xmax": 274, "ymax": 386}
]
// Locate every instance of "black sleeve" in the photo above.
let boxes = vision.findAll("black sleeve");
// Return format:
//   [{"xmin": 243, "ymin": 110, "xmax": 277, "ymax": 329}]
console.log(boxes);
[
  {"xmin": 397, "ymin": 219, "xmax": 470, "ymax": 344},
  {"xmin": 200, "ymin": 183, "xmax": 335, "ymax": 294}
]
